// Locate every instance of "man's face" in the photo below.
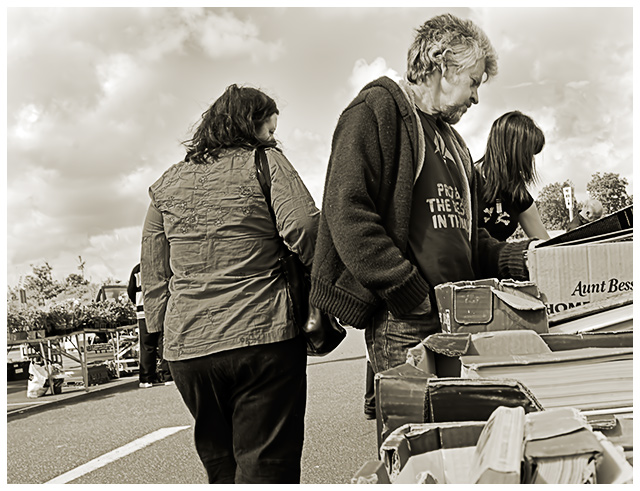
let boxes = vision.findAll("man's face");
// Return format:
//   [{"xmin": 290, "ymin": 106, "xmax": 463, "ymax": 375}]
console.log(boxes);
[{"xmin": 438, "ymin": 59, "xmax": 485, "ymax": 125}]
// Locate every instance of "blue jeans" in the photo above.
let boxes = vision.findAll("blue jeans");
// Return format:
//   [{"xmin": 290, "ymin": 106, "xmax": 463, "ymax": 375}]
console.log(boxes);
[
  {"xmin": 365, "ymin": 307, "xmax": 440, "ymax": 374},
  {"xmin": 168, "ymin": 335, "xmax": 307, "ymax": 484}
]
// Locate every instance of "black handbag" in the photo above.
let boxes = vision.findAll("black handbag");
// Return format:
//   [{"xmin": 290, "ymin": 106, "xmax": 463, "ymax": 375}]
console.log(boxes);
[{"xmin": 254, "ymin": 148, "xmax": 346, "ymax": 356}]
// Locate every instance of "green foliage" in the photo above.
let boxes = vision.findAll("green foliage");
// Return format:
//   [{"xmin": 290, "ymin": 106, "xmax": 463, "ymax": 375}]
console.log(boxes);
[
  {"xmin": 23, "ymin": 262, "xmax": 64, "ymax": 304},
  {"xmin": 535, "ymin": 180, "xmax": 579, "ymax": 231},
  {"xmin": 7, "ymin": 298, "xmax": 137, "ymax": 335},
  {"xmin": 65, "ymin": 273, "xmax": 89, "ymax": 288},
  {"xmin": 536, "ymin": 173, "xmax": 633, "ymax": 232},
  {"xmin": 7, "ymin": 308, "xmax": 47, "ymax": 333},
  {"xmin": 55, "ymin": 280, "xmax": 98, "ymax": 305},
  {"xmin": 586, "ymin": 172, "xmax": 632, "ymax": 215},
  {"xmin": 12, "ymin": 263, "xmax": 100, "ymax": 309},
  {"xmin": 8, "ymin": 260, "xmax": 134, "ymax": 338}
]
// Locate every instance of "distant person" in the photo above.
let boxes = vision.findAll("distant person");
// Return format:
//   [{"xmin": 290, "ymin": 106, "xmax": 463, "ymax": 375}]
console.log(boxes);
[
  {"xmin": 310, "ymin": 13, "xmax": 538, "ymax": 381},
  {"xmin": 363, "ymin": 354, "xmax": 376, "ymax": 420},
  {"xmin": 567, "ymin": 198, "xmax": 604, "ymax": 231},
  {"xmin": 141, "ymin": 84, "xmax": 319, "ymax": 484},
  {"xmin": 127, "ymin": 263, "xmax": 172, "ymax": 388},
  {"xmin": 476, "ymin": 111, "xmax": 550, "ymax": 241}
]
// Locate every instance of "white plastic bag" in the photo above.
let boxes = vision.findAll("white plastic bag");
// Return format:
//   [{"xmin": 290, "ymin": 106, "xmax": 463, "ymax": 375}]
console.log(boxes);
[{"xmin": 27, "ymin": 361, "xmax": 49, "ymax": 398}]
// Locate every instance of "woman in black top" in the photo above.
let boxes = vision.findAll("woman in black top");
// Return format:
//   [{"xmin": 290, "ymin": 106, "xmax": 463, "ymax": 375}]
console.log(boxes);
[{"xmin": 476, "ymin": 111, "xmax": 550, "ymax": 241}]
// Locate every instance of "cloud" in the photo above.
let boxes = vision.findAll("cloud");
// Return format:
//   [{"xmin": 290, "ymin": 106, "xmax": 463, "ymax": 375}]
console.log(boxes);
[
  {"xmin": 196, "ymin": 10, "xmax": 284, "ymax": 61},
  {"xmin": 461, "ymin": 7, "xmax": 633, "ymax": 203},
  {"xmin": 6, "ymin": 7, "xmax": 633, "ymax": 288},
  {"xmin": 566, "ymin": 80, "xmax": 590, "ymax": 90},
  {"xmin": 97, "ymin": 54, "xmax": 137, "ymax": 96},
  {"xmin": 348, "ymin": 57, "xmax": 401, "ymax": 98},
  {"xmin": 278, "ymin": 128, "xmax": 330, "ymax": 207},
  {"xmin": 7, "ymin": 7, "xmax": 285, "ymax": 285}
]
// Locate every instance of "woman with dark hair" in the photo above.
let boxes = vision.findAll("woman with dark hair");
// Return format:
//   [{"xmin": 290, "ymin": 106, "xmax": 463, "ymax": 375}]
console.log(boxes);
[
  {"xmin": 141, "ymin": 84, "xmax": 319, "ymax": 484},
  {"xmin": 476, "ymin": 110, "xmax": 550, "ymax": 241}
]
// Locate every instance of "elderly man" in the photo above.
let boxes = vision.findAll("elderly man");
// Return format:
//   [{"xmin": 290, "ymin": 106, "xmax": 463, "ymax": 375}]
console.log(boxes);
[
  {"xmin": 311, "ymin": 13, "xmax": 536, "ymax": 377},
  {"xmin": 567, "ymin": 198, "xmax": 604, "ymax": 231}
]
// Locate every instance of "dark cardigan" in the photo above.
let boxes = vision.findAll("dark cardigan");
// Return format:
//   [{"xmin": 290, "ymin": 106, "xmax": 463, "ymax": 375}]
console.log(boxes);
[{"xmin": 310, "ymin": 77, "xmax": 530, "ymax": 329}]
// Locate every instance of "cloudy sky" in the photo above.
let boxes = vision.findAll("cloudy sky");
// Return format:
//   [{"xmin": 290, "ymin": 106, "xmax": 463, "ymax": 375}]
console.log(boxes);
[{"xmin": 5, "ymin": 5, "xmax": 635, "ymax": 287}]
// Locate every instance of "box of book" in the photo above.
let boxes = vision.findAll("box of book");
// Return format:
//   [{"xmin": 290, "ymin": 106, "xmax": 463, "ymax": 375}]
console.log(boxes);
[
  {"xmin": 527, "ymin": 235, "xmax": 632, "ymax": 319},
  {"xmin": 374, "ymin": 362, "xmax": 432, "ymax": 449},
  {"xmin": 548, "ymin": 290, "xmax": 632, "ymax": 333},
  {"xmin": 433, "ymin": 278, "xmax": 548, "ymax": 335},
  {"xmin": 417, "ymin": 330, "xmax": 633, "ymax": 413},
  {"xmin": 375, "ymin": 360, "xmax": 542, "ymax": 449},
  {"xmin": 354, "ymin": 406, "xmax": 632, "ymax": 484},
  {"xmin": 523, "ymin": 407, "xmax": 633, "ymax": 484}
]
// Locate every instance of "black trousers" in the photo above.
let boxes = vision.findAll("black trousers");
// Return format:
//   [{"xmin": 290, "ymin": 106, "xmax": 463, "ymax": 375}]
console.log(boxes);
[
  {"xmin": 138, "ymin": 318, "xmax": 171, "ymax": 383},
  {"xmin": 169, "ymin": 335, "xmax": 307, "ymax": 484}
]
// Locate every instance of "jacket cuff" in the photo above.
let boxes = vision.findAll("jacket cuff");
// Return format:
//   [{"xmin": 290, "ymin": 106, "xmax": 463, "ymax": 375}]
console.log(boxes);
[
  {"xmin": 383, "ymin": 269, "xmax": 431, "ymax": 317},
  {"xmin": 498, "ymin": 239, "xmax": 533, "ymax": 281}
]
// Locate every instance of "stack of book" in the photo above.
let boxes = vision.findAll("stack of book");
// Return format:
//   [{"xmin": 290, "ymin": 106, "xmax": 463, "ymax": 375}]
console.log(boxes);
[
  {"xmin": 470, "ymin": 406, "xmax": 624, "ymax": 484},
  {"xmin": 469, "ymin": 406, "xmax": 525, "ymax": 484},
  {"xmin": 360, "ymin": 405, "xmax": 632, "ymax": 484},
  {"xmin": 460, "ymin": 346, "xmax": 633, "ymax": 411},
  {"xmin": 524, "ymin": 408, "xmax": 604, "ymax": 484}
]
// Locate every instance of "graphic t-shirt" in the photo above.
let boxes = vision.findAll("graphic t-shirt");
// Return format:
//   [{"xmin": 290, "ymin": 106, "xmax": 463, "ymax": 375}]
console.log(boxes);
[
  {"xmin": 476, "ymin": 171, "xmax": 534, "ymax": 241},
  {"xmin": 408, "ymin": 111, "xmax": 475, "ymax": 288}
]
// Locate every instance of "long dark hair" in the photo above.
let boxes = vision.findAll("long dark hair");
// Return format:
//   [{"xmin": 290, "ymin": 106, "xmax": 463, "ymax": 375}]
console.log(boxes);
[
  {"xmin": 477, "ymin": 110, "xmax": 545, "ymax": 204},
  {"xmin": 183, "ymin": 84, "xmax": 279, "ymax": 162}
]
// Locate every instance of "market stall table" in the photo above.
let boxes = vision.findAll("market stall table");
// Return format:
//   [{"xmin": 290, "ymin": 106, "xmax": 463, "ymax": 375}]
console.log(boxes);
[{"xmin": 6, "ymin": 325, "xmax": 138, "ymax": 393}]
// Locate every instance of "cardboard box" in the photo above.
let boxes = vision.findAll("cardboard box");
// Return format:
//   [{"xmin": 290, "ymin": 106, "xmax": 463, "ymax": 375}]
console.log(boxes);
[
  {"xmin": 598, "ymin": 414, "xmax": 633, "ymax": 465},
  {"xmin": 351, "ymin": 460, "xmax": 391, "ymax": 484},
  {"xmin": 362, "ymin": 410, "xmax": 632, "ymax": 484},
  {"xmin": 593, "ymin": 431, "xmax": 635, "ymax": 484},
  {"xmin": 419, "ymin": 329, "xmax": 633, "ymax": 363},
  {"xmin": 87, "ymin": 364, "xmax": 110, "ymax": 385},
  {"xmin": 374, "ymin": 363, "xmax": 431, "ymax": 449},
  {"xmin": 434, "ymin": 278, "xmax": 548, "ymax": 334},
  {"xmin": 419, "ymin": 330, "xmax": 633, "ymax": 413},
  {"xmin": 375, "ymin": 360, "xmax": 542, "ymax": 448},
  {"xmin": 527, "ymin": 241, "xmax": 633, "ymax": 318},
  {"xmin": 549, "ymin": 291, "xmax": 633, "ymax": 333},
  {"xmin": 379, "ymin": 421, "xmax": 486, "ymax": 483}
]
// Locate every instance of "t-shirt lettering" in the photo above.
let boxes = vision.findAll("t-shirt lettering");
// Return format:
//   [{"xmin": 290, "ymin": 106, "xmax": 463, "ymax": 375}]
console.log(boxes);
[{"xmin": 408, "ymin": 111, "xmax": 474, "ymax": 287}]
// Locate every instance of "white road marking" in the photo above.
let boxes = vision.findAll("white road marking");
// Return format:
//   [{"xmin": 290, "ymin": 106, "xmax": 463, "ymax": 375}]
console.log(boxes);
[
  {"xmin": 7, "ymin": 402, "xmax": 50, "ymax": 406},
  {"xmin": 45, "ymin": 425, "xmax": 191, "ymax": 484}
]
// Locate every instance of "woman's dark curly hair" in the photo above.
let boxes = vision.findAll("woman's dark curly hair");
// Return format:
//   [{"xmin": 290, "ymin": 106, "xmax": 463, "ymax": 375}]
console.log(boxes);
[{"xmin": 183, "ymin": 84, "xmax": 279, "ymax": 162}]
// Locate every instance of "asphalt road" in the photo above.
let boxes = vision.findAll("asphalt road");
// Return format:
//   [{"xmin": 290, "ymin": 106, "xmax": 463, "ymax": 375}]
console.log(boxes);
[{"xmin": 6, "ymin": 328, "xmax": 378, "ymax": 484}]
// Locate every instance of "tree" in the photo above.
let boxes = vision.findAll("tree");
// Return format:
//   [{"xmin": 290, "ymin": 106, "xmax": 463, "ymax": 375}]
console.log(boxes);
[
  {"xmin": 586, "ymin": 172, "xmax": 632, "ymax": 215},
  {"xmin": 23, "ymin": 262, "xmax": 64, "ymax": 305},
  {"xmin": 536, "ymin": 180, "xmax": 579, "ymax": 231},
  {"xmin": 58, "ymin": 273, "xmax": 96, "ymax": 303},
  {"xmin": 65, "ymin": 273, "xmax": 89, "ymax": 288}
]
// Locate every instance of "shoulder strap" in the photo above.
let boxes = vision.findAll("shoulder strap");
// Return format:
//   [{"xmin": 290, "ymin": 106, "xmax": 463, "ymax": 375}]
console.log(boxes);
[{"xmin": 254, "ymin": 148, "xmax": 279, "ymax": 229}]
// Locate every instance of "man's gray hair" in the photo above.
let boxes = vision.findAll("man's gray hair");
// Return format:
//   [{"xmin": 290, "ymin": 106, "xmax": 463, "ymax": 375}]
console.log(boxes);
[{"xmin": 406, "ymin": 13, "xmax": 498, "ymax": 84}]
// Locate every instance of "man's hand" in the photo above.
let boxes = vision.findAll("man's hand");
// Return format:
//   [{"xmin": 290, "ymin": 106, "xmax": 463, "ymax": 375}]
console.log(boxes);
[
  {"xmin": 525, "ymin": 239, "xmax": 544, "ymax": 271},
  {"xmin": 528, "ymin": 239, "xmax": 544, "ymax": 250},
  {"xmin": 408, "ymin": 296, "xmax": 431, "ymax": 315}
]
